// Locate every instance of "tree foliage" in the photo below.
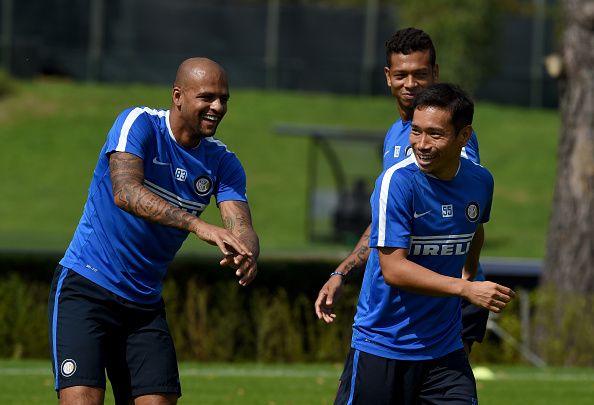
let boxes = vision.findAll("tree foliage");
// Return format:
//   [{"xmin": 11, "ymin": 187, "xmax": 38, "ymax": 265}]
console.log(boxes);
[{"xmin": 397, "ymin": 0, "xmax": 500, "ymax": 94}]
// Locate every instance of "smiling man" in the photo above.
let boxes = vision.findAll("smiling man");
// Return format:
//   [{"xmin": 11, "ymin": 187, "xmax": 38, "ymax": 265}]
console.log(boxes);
[
  {"xmin": 333, "ymin": 83, "xmax": 515, "ymax": 405},
  {"xmin": 316, "ymin": 28, "xmax": 490, "ymax": 357},
  {"xmin": 48, "ymin": 57, "xmax": 259, "ymax": 405}
]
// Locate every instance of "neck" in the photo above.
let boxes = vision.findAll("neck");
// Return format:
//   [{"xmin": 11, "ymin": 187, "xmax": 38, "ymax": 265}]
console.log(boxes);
[
  {"xmin": 398, "ymin": 104, "xmax": 413, "ymax": 122},
  {"xmin": 433, "ymin": 160, "xmax": 461, "ymax": 181},
  {"xmin": 169, "ymin": 108, "xmax": 202, "ymax": 148}
]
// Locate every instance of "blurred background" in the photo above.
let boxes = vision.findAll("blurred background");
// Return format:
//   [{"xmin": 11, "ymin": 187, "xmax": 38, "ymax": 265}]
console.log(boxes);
[
  {"xmin": 2, "ymin": 0, "xmax": 559, "ymax": 105},
  {"xmin": 2, "ymin": 1, "xmax": 593, "ymax": 404}
]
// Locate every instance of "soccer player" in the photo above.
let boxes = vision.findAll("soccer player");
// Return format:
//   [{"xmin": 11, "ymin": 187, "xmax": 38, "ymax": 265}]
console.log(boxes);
[
  {"xmin": 48, "ymin": 57, "xmax": 259, "ymax": 405},
  {"xmin": 334, "ymin": 83, "xmax": 515, "ymax": 404},
  {"xmin": 315, "ymin": 27, "xmax": 488, "ymax": 354}
]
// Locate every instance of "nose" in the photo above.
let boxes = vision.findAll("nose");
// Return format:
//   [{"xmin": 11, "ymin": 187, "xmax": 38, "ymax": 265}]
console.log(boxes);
[
  {"xmin": 210, "ymin": 98, "xmax": 225, "ymax": 113},
  {"xmin": 417, "ymin": 133, "xmax": 430, "ymax": 150},
  {"xmin": 404, "ymin": 74, "xmax": 416, "ymax": 89}
]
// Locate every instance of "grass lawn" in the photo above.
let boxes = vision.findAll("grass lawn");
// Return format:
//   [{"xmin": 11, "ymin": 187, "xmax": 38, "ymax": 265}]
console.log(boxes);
[
  {"xmin": 0, "ymin": 79, "xmax": 559, "ymax": 258},
  {"xmin": 0, "ymin": 360, "xmax": 592, "ymax": 404}
]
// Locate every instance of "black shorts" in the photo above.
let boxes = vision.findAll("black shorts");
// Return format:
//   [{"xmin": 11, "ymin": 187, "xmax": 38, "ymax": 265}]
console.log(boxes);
[
  {"xmin": 461, "ymin": 299, "xmax": 489, "ymax": 344},
  {"xmin": 48, "ymin": 265, "xmax": 181, "ymax": 403},
  {"xmin": 335, "ymin": 348, "xmax": 477, "ymax": 405}
]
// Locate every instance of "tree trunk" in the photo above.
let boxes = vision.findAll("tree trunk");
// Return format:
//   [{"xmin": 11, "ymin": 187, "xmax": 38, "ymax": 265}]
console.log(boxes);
[{"xmin": 542, "ymin": 0, "xmax": 594, "ymax": 294}]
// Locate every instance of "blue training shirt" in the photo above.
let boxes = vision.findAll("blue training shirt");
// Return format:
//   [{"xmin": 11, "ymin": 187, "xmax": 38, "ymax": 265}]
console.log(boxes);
[
  {"xmin": 352, "ymin": 155, "xmax": 494, "ymax": 360},
  {"xmin": 381, "ymin": 118, "xmax": 485, "ymax": 282},
  {"xmin": 60, "ymin": 107, "xmax": 247, "ymax": 304}
]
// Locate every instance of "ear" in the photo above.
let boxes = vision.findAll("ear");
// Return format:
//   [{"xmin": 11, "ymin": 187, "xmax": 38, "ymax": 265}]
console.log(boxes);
[
  {"xmin": 433, "ymin": 64, "xmax": 439, "ymax": 82},
  {"xmin": 458, "ymin": 125, "xmax": 473, "ymax": 147},
  {"xmin": 172, "ymin": 86, "xmax": 182, "ymax": 107},
  {"xmin": 384, "ymin": 66, "xmax": 391, "ymax": 87}
]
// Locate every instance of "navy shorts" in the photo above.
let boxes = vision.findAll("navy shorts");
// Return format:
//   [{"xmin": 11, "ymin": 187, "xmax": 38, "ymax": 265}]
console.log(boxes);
[
  {"xmin": 48, "ymin": 265, "xmax": 181, "ymax": 403},
  {"xmin": 461, "ymin": 299, "xmax": 489, "ymax": 345},
  {"xmin": 335, "ymin": 348, "xmax": 477, "ymax": 405}
]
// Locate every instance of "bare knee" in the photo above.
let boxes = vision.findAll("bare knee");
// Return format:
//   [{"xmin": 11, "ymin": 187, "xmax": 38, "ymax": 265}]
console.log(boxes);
[
  {"xmin": 59, "ymin": 386, "xmax": 105, "ymax": 405},
  {"xmin": 133, "ymin": 393, "xmax": 178, "ymax": 405}
]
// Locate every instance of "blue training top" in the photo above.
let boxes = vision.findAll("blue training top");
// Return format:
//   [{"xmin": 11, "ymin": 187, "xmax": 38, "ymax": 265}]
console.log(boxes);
[
  {"xmin": 352, "ymin": 155, "xmax": 494, "ymax": 360},
  {"xmin": 60, "ymin": 107, "xmax": 247, "ymax": 304},
  {"xmin": 381, "ymin": 118, "xmax": 485, "ymax": 282}
]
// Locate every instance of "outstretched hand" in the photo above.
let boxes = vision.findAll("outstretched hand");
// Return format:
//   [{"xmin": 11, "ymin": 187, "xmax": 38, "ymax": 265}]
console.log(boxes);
[
  {"xmin": 464, "ymin": 281, "xmax": 515, "ymax": 313},
  {"xmin": 315, "ymin": 275, "xmax": 344, "ymax": 323},
  {"xmin": 219, "ymin": 251, "xmax": 258, "ymax": 286},
  {"xmin": 193, "ymin": 222, "xmax": 257, "ymax": 286}
]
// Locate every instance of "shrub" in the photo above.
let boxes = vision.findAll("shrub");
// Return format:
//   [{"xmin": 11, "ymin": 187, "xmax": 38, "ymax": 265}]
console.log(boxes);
[
  {"xmin": 0, "ymin": 69, "xmax": 16, "ymax": 98},
  {"xmin": 532, "ymin": 285, "xmax": 594, "ymax": 366},
  {"xmin": 0, "ymin": 274, "xmax": 48, "ymax": 358}
]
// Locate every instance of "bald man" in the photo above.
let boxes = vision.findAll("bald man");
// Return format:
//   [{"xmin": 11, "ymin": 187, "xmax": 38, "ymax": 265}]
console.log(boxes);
[{"xmin": 49, "ymin": 57, "xmax": 259, "ymax": 405}]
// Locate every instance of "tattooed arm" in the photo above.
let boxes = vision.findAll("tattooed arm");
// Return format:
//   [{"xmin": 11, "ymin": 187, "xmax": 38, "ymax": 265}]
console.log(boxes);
[
  {"xmin": 218, "ymin": 200, "xmax": 260, "ymax": 286},
  {"xmin": 109, "ymin": 152, "xmax": 252, "ymax": 260},
  {"xmin": 315, "ymin": 224, "xmax": 371, "ymax": 323}
]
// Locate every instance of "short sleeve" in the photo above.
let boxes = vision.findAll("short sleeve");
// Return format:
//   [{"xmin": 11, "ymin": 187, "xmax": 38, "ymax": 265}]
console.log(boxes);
[
  {"xmin": 215, "ymin": 153, "xmax": 248, "ymax": 204},
  {"xmin": 480, "ymin": 171, "xmax": 494, "ymax": 223},
  {"xmin": 369, "ymin": 168, "xmax": 413, "ymax": 249},
  {"xmin": 105, "ymin": 108, "xmax": 153, "ymax": 160}
]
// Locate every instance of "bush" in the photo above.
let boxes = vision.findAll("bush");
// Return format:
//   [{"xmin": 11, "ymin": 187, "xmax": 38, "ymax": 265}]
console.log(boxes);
[
  {"xmin": 162, "ymin": 276, "xmax": 359, "ymax": 362},
  {"xmin": 532, "ymin": 285, "xmax": 594, "ymax": 366},
  {"xmin": 0, "ymin": 69, "xmax": 16, "ymax": 98},
  {"xmin": 11, "ymin": 256, "xmax": 591, "ymax": 366},
  {"xmin": 470, "ymin": 295, "xmax": 523, "ymax": 364},
  {"xmin": 0, "ymin": 274, "xmax": 48, "ymax": 358}
]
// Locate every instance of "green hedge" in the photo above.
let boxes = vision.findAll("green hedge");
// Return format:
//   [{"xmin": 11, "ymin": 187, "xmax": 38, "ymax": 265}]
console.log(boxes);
[
  {"xmin": 0, "ymin": 252, "xmax": 359, "ymax": 362},
  {"xmin": 6, "ymin": 252, "xmax": 590, "ymax": 365}
]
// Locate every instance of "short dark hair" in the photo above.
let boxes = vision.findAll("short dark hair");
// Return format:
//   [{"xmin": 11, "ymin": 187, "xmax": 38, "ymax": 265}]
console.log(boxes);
[
  {"xmin": 385, "ymin": 27, "xmax": 436, "ymax": 67},
  {"xmin": 413, "ymin": 83, "xmax": 474, "ymax": 134}
]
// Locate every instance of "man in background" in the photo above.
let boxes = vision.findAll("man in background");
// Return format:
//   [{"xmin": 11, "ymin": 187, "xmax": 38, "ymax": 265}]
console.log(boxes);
[{"xmin": 315, "ymin": 27, "xmax": 488, "ymax": 355}]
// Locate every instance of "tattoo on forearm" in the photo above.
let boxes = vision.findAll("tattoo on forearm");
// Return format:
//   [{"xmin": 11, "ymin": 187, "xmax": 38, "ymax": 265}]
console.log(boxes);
[
  {"xmin": 223, "ymin": 216, "xmax": 235, "ymax": 232},
  {"xmin": 355, "ymin": 233, "xmax": 370, "ymax": 264},
  {"xmin": 344, "ymin": 259, "xmax": 357, "ymax": 272},
  {"xmin": 110, "ymin": 153, "xmax": 197, "ymax": 232},
  {"xmin": 221, "ymin": 207, "xmax": 259, "ymax": 256},
  {"xmin": 223, "ymin": 214, "xmax": 250, "ymax": 236}
]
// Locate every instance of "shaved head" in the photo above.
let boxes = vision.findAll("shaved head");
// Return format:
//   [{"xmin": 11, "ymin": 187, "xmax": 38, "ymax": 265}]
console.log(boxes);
[
  {"xmin": 174, "ymin": 57, "xmax": 226, "ymax": 88},
  {"xmin": 169, "ymin": 57, "xmax": 230, "ymax": 146}
]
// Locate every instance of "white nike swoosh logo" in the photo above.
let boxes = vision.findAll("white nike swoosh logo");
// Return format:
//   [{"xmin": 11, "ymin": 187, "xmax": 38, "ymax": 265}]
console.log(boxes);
[
  {"xmin": 153, "ymin": 157, "xmax": 171, "ymax": 166},
  {"xmin": 413, "ymin": 210, "xmax": 431, "ymax": 219},
  {"xmin": 384, "ymin": 150, "xmax": 390, "ymax": 156}
]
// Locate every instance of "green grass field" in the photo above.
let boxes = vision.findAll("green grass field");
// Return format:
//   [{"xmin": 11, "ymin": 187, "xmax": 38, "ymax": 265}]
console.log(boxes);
[
  {"xmin": 0, "ymin": 360, "xmax": 592, "ymax": 404},
  {"xmin": 0, "ymin": 79, "xmax": 559, "ymax": 257}
]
